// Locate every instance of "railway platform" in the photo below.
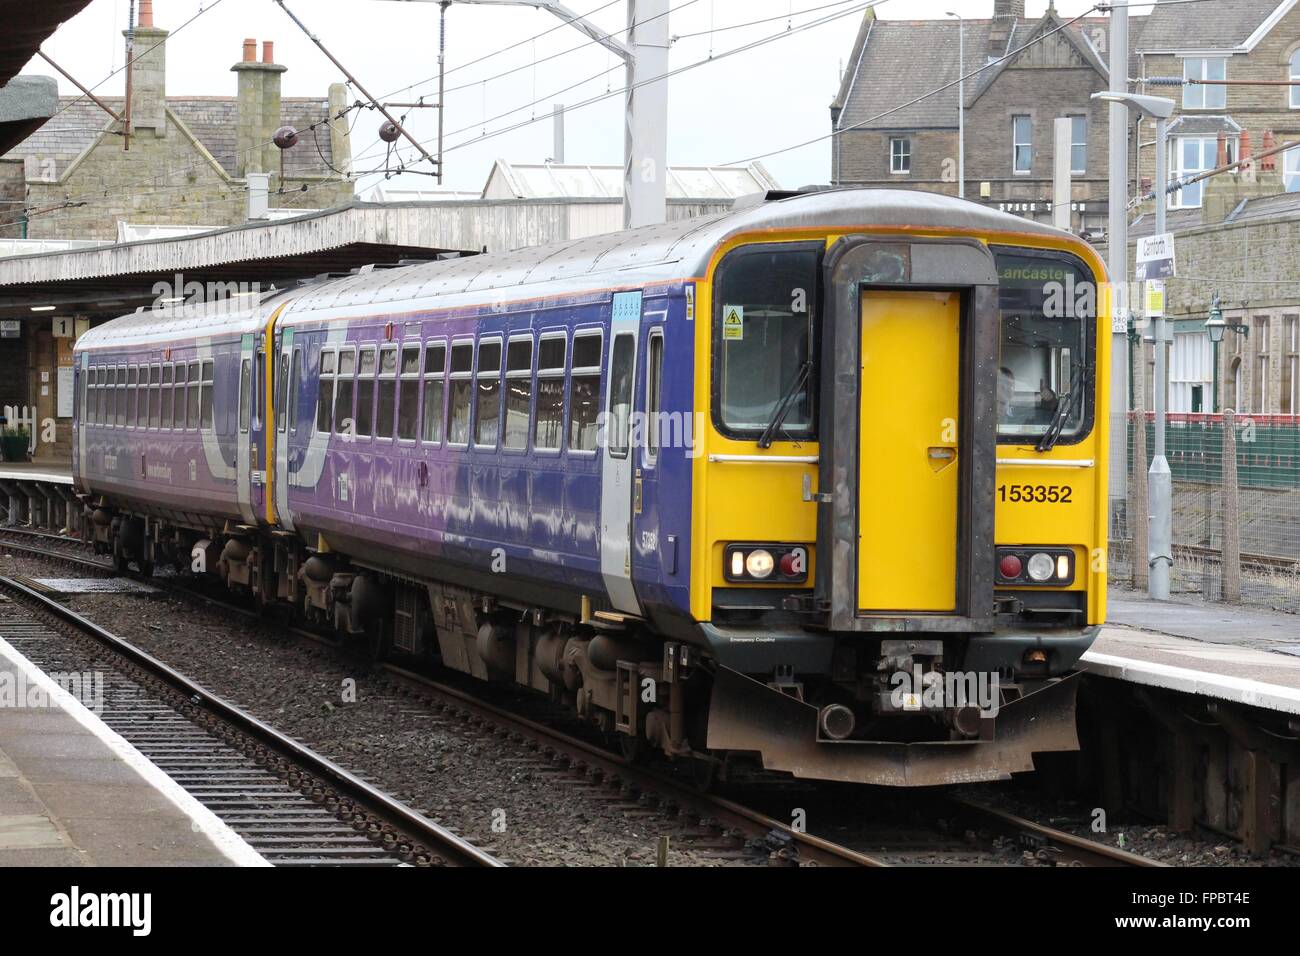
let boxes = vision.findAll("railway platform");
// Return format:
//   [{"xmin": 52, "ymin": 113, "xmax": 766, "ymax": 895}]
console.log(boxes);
[
  {"xmin": 0, "ymin": 460, "xmax": 78, "ymax": 537},
  {"xmin": 1082, "ymin": 591, "xmax": 1300, "ymax": 715},
  {"xmin": 0, "ymin": 634, "xmax": 264, "ymax": 866}
]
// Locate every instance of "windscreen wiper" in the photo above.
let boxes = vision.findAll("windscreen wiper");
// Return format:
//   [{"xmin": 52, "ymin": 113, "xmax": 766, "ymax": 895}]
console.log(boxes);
[
  {"xmin": 757, "ymin": 360, "xmax": 813, "ymax": 449},
  {"xmin": 1035, "ymin": 371, "xmax": 1088, "ymax": 452}
]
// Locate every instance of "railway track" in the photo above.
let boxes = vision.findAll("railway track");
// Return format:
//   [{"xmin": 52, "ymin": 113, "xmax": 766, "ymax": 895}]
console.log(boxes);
[
  {"xmin": 0, "ymin": 572, "xmax": 500, "ymax": 868},
  {"xmin": 0, "ymin": 525, "xmax": 1159, "ymax": 867}
]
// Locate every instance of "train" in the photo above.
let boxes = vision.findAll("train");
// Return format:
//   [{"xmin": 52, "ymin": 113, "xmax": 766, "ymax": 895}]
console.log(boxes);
[{"xmin": 72, "ymin": 187, "xmax": 1110, "ymax": 787}]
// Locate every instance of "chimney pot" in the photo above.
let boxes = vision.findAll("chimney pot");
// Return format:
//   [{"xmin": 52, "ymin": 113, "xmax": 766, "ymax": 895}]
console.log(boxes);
[
  {"xmin": 262, "ymin": 41, "xmax": 275, "ymax": 64},
  {"xmin": 1261, "ymin": 130, "xmax": 1278, "ymax": 172},
  {"xmin": 1215, "ymin": 131, "xmax": 1228, "ymax": 169},
  {"xmin": 139, "ymin": 0, "xmax": 154, "ymax": 28},
  {"xmin": 243, "ymin": 38, "xmax": 257, "ymax": 62}
]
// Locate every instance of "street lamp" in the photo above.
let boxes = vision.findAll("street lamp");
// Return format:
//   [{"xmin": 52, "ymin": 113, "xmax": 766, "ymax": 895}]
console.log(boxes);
[
  {"xmin": 946, "ymin": 11, "xmax": 964, "ymax": 199},
  {"xmin": 1206, "ymin": 293, "xmax": 1248, "ymax": 413},
  {"xmin": 1091, "ymin": 90, "xmax": 1177, "ymax": 601}
]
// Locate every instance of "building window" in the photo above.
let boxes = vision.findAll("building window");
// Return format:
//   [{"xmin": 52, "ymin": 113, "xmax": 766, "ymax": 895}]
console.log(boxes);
[
  {"xmin": 1183, "ymin": 57, "xmax": 1226, "ymax": 110},
  {"xmin": 1283, "ymin": 316, "xmax": 1298, "ymax": 415},
  {"xmin": 1290, "ymin": 50, "xmax": 1300, "ymax": 109},
  {"xmin": 1012, "ymin": 115, "xmax": 1033, "ymax": 174},
  {"xmin": 1285, "ymin": 146, "xmax": 1300, "ymax": 192},
  {"xmin": 1070, "ymin": 115, "xmax": 1087, "ymax": 174},
  {"xmin": 1170, "ymin": 136, "xmax": 1234, "ymax": 209},
  {"xmin": 1253, "ymin": 317, "xmax": 1270, "ymax": 414},
  {"xmin": 889, "ymin": 137, "xmax": 911, "ymax": 174}
]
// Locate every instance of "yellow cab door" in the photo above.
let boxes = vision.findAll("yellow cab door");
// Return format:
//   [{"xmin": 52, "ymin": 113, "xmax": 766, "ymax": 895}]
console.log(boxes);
[{"xmin": 857, "ymin": 290, "xmax": 961, "ymax": 612}]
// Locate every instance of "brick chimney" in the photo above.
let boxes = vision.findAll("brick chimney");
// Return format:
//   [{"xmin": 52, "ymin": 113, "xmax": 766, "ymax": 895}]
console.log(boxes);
[
  {"xmin": 1204, "ymin": 129, "xmax": 1286, "ymax": 223},
  {"xmin": 124, "ymin": 0, "xmax": 168, "ymax": 138},
  {"xmin": 988, "ymin": 0, "xmax": 1025, "ymax": 59},
  {"xmin": 232, "ymin": 37, "xmax": 287, "ymax": 178}
]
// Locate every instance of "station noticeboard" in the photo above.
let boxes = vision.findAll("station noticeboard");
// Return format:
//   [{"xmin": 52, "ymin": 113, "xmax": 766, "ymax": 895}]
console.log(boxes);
[{"xmin": 1136, "ymin": 232, "xmax": 1176, "ymax": 281}]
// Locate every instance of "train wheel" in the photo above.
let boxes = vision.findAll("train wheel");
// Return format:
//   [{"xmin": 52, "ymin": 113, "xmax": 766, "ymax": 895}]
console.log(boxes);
[{"xmin": 111, "ymin": 537, "xmax": 128, "ymax": 574}]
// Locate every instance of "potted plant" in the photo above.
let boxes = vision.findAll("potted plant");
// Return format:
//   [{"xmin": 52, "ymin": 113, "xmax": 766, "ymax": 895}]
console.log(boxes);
[{"xmin": 1, "ymin": 425, "xmax": 30, "ymax": 462}]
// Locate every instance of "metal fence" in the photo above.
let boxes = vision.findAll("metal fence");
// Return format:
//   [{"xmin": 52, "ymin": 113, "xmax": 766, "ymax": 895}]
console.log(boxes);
[{"xmin": 1110, "ymin": 410, "xmax": 1300, "ymax": 614}]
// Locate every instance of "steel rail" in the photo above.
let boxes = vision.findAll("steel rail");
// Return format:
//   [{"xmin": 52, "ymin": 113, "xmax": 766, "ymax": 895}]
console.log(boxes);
[{"xmin": 0, "ymin": 574, "xmax": 502, "ymax": 868}]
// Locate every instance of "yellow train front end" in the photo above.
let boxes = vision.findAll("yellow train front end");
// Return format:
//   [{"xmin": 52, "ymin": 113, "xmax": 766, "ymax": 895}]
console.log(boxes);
[{"xmin": 687, "ymin": 210, "xmax": 1108, "ymax": 787}]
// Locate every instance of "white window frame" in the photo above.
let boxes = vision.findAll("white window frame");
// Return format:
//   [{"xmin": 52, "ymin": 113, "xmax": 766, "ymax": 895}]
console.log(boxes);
[
  {"xmin": 447, "ymin": 339, "xmax": 474, "ymax": 448},
  {"xmin": 1182, "ymin": 56, "xmax": 1227, "ymax": 110},
  {"xmin": 1169, "ymin": 136, "xmax": 1234, "ymax": 209},
  {"xmin": 533, "ymin": 331, "xmax": 566, "ymax": 455},
  {"xmin": 1291, "ymin": 50, "xmax": 1300, "ymax": 109},
  {"xmin": 395, "ymin": 342, "xmax": 421, "ymax": 443},
  {"xmin": 472, "ymin": 335, "xmax": 503, "ymax": 451},
  {"xmin": 567, "ymin": 328, "xmax": 604, "ymax": 457},
  {"xmin": 420, "ymin": 339, "xmax": 448, "ymax": 446},
  {"xmin": 1285, "ymin": 146, "xmax": 1300, "ymax": 193},
  {"xmin": 889, "ymin": 137, "xmax": 911, "ymax": 175},
  {"xmin": 1069, "ymin": 115, "xmax": 1087, "ymax": 174},
  {"xmin": 1012, "ymin": 115, "xmax": 1033, "ymax": 174},
  {"xmin": 503, "ymin": 333, "xmax": 534, "ymax": 453}
]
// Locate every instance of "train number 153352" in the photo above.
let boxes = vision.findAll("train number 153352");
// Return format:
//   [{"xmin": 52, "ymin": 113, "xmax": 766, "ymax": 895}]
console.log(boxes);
[{"xmin": 998, "ymin": 484, "xmax": 1073, "ymax": 504}]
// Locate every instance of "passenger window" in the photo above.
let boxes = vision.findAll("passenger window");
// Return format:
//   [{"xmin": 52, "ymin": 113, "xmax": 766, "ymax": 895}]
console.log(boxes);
[
  {"xmin": 645, "ymin": 331, "xmax": 664, "ymax": 461},
  {"xmin": 504, "ymin": 336, "xmax": 532, "ymax": 450},
  {"xmin": 317, "ymin": 350, "xmax": 335, "ymax": 434},
  {"xmin": 422, "ymin": 342, "xmax": 447, "ymax": 444},
  {"xmin": 171, "ymin": 363, "xmax": 184, "ymax": 429},
  {"xmin": 239, "ymin": 359, "xmax": 252, "ymax": 433},
  {"xmin": 200, "ymin": 361, "xmax": 214, "ymax": 430},
  {"xmin": 397, "ymin": 344, "xmax": 420, "ymax": 441},
  {"xmin": 187, "ymin": 362, "xmax": 200, "ymax": 428},
  {"xmin": 334, "ymin": 350, "xmax": 355, "ymax": 436},
  {"xmin": 355, "ymin": 347, "xmax": 376, "ymax": 438},
  {"xmin": 607, "ymin": 334, "xmax": 635, "ymax": 458},
  {"xmin": 127, "ymin": 366, "xmax": 139, "ymax": 428},
  {"xmin": 290, "ymin": 349, "xmax": 302, "ymax": 433},
  {"xmin": 377, "ymin": 346, "xmax": 398, "ymax": 440},
  {"xmin": 474, "ymin": 338, "xmax": 502, "ymax": 447},
  {"xmin": 568, "ymin": 332, "xmax": 602, "ymax": 452},
  {"xmin": 276, "ymin": 352, "xmax": 290, "ymax": 433},
  {"xmin": 534, "ymin": 335, "xmax": 565, "ymax": 451},
  {"xmin": 161, "ymin": 365, "xmax": 173, "ymax": 428},
  {"xmin": 115, "ymin": 365, "xmax": 125, "ymax": 426},
  {"xmin": 148, "ymin": 365, "xmax": 160, "ymax": 428},
  {"xmin": 448, "ymin": 341, "xmax": 473, "ymax": 445}
]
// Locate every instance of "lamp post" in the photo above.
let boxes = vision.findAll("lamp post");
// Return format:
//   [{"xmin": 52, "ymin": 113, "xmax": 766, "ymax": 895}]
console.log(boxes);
[
  {"xmin": 946, "ymin": 11, "xmax": 964, "ymax": 198},
  {"xmin": 1205, "ymin": 293, "xmax": 1250, "ymax": 413},
  {"xmin": 1092, "ymin": 90, "xmax": 1176, "ymax": 600}
]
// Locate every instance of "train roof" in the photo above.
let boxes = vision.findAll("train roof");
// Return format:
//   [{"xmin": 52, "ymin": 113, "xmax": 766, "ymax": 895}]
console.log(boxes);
[
  {"xmin": 282, "ymin": 188, "xmax": 1078, "ymax": 315},
  {"xmin": 78, "ymin": 188, "xmax": 1086, "ymax": 348}
]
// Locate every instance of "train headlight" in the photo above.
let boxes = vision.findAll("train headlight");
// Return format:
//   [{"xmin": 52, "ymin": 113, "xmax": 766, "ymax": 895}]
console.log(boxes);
[
  {"xmin": 1026, "ymin": 552, "xmax": 1056, "ymax": 582},
  {"xmin": 724, "ymin": 544, "xmax": 809, "ymax": 583},
  {"xmin": 745, "ymin": 549, "xmax": 775, "ymax": 579}
]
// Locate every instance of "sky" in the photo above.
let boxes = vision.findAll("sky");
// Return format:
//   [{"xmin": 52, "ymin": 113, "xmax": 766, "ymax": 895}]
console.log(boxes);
[{"xmin": 25, "ymin": 0, "xmax": 1157, "ymax": 198}]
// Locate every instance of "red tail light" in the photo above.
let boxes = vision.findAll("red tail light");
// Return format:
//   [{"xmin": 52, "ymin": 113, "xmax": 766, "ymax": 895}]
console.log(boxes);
[{"xmin": 999, "ymin": 554, "xmax": 1023, "ymax": 579}]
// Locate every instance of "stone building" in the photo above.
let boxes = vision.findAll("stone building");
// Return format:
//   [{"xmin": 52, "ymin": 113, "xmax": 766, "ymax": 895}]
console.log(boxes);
[
  {"xmin": 0, "ymin": 1, "xmax": 353, "ymax": 242},
  {"xmin": 830, "ymin": 1, "xmax": 1134, "ymax": 235},
  {"xmin": 1133, "ymin": 0, "xmax": 1300, "ymax": 209}
]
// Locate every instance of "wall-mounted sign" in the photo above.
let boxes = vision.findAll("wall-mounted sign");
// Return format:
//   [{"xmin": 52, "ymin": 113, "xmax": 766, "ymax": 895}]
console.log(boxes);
[{"xmin": 0, "ymin": 320, "xmax": 20, "ymax": 339}]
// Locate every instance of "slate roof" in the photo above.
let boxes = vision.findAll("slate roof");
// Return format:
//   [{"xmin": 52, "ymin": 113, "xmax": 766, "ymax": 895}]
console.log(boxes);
[
  {"xmin": 1135, "ymin": 0, "xmax": 1286, "ymax": 52},
  {"xmin": 833, "ymin": 12, "xmax": 1138, "ymax": 133},
  {"xmin": 4, "ymin": 95, "xmax": 335, "ymax": 179}
]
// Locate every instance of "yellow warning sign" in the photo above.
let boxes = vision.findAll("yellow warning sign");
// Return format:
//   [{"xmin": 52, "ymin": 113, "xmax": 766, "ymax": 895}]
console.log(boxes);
[
  {"xmin": 1145, "ymin": 280, "xmax": 1165, "ymax": 318},
  {"xmin": 722, "ymin": 305, "xmax": 744, "ymax": 341}
]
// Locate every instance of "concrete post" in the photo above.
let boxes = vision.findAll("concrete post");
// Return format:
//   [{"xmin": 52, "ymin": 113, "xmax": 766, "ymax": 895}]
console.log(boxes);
[
  {"xmin": 1106, "ymin": 4, "xmax": 1130, "ymax": 545},
  {"xmin": 1221, "ymin": 409, "xmax": 1242, "ymax": 603},
  {"xmin": 1053, "ymin": 117, "xmax": 1072, "ymax": 230},
  {"xmin": 1130, "ymin": 342, "xmax": 1149, "ymax": 590},
  {"xmin": 624, "ymin": 0, "xmax": 670, "ymax": 229},
  {"xmin": 1148, "ymin": 115, "xmax": 1173, "ymax": 600}
]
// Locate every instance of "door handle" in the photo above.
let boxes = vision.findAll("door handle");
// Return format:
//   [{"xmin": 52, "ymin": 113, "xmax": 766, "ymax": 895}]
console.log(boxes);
[{"xmin": 927, "ymin": 446, "xmax": 957, "ymax": 473}]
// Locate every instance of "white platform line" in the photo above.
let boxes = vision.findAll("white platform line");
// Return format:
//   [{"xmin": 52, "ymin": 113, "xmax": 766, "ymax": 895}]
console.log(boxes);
[
  {"xmin": 1080, "ymin": 649, "xmax": 1300, "ymax": 716},
  {"xmin": 0, "ymin": 635, "xmax": 269, "ymax": 867}
]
